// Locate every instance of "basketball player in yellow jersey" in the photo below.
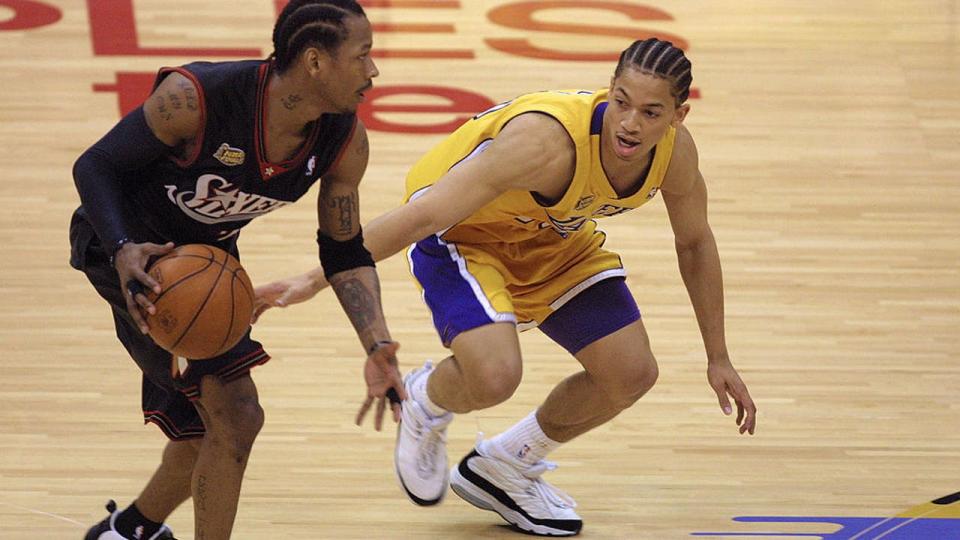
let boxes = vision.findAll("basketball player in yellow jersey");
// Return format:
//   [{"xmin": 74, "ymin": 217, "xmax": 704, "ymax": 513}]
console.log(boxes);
[{"xmin": 255, "ymin": 38, "xmax": 757, "ymax": 536}]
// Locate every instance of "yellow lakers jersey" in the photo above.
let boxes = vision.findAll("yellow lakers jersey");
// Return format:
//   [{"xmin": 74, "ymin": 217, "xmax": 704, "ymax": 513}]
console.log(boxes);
[{"xmin": 404, "ymin": 88, "xmax": 676, "ymax": 245}]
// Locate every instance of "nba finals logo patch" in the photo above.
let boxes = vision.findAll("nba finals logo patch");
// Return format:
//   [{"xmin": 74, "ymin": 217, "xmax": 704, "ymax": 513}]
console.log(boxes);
[{"xmin": 213, "ymin": 143, "xmax": 245, "ymax": 166}]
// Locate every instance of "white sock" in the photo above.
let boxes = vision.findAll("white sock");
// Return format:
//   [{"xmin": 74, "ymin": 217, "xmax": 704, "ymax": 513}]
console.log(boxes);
[
  {"xmin": 411, "ymin": 368, "xmax": 448, "ymax": 417},
  {"xmin": 488, "ymin": 410, "xmax": 561, "ymax": 467}
]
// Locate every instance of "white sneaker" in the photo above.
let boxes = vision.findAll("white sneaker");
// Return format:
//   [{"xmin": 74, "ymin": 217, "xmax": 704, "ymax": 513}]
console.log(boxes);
[
  {"xmin": 395, "ymin": 362, "xmax": 453, "ymax": 506},
  {"xmin": 450, "ymin": 438, "xmax": 582, "ymax": 536}
]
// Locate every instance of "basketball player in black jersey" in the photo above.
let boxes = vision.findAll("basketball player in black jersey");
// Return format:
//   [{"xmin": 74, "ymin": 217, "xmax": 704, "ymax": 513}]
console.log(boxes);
[{"xmin": 70, "ymin": 2, "xmax": 402, "ymax": 539}]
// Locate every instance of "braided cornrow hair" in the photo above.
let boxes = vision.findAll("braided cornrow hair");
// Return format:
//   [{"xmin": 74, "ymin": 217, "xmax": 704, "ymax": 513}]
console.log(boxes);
[
  {"xmin": 271, "ymin": 0, "xmax": 366, "ymax": 73},
  {"xmin": 615, "ymin": 38, "xmax": 692, "ymax": 107}
]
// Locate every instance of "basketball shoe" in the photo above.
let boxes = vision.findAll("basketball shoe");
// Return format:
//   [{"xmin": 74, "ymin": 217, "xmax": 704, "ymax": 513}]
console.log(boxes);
[
  {"xmin": 450, "ymin": 437, "xmax": 582, "ymax": 536},
  {"xmin": 395, "ymin": 361, "xmax": 453, "ymax": 505},
  {"xmin": 84, "ymin": 500, "xmax": 177, "ymax": 540}
]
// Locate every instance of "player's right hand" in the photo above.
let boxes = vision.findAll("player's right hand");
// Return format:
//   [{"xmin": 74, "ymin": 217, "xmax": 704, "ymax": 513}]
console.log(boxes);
[
  {"xmin": 251, "ymin": 272, "xmax": 327, "ymax": 323},
  {"xmin": 113, "ymin": 241, "xmax": 175, "ymax": 334}
]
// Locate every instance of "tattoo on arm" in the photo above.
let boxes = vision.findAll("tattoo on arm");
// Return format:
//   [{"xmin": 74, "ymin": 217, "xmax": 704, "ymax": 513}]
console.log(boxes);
[
  {"xmin": 330, "ymin": 194, "xmax": 356, "ymax": 235},
  {"xmin": 155, "ymin": 95, "xmax": 173, "ymax": 121},
  {"xmin": 179, "ymin": 80, "xmax": 198, "ymax": 111},
  {"xmin": 331, "ymin": 277, "xmax": 376, "ymax": 334},
  {"xmin": 282, "ymin": 93, "xmax": 303, "ymax": 110},
  {"xmin": 166, "ymin": 91, "xmax": 183, "ymax": 110}
]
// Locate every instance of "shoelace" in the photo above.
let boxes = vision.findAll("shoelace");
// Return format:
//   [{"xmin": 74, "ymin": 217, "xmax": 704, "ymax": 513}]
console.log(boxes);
[
  {"xmin": 406, "ymin": 401, "xmax": 449, "ymax": 474},
  {"xmin": 520, "ymin": 460, "xmax": 577, "ymax": 510},
  {"xmin": 475, "ymin": 433, "xmax": 577, "ymax": 510}
]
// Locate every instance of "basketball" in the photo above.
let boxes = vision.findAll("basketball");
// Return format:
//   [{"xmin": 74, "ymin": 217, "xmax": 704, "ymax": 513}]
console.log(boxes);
[{"xmin": 144, "ymin": 244, "xmax": 254, "ymax": 360}]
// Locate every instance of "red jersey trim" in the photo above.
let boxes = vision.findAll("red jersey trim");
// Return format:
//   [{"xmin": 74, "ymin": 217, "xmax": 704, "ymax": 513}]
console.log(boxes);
[{"xmin": 255, "ymin": 62, "xmax": 322, "ymax": 181}]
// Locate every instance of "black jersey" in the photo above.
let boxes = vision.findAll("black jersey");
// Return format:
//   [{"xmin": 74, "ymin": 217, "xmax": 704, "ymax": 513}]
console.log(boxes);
[{"xmin": 113, "ymin": 60, "xmax": 355, "ymax": 253}]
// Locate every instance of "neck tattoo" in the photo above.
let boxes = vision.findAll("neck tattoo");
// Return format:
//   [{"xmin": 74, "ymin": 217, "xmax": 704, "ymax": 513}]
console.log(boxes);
[{"xmin": 281, "ymin": 94, "xmax": 303, "ymax": 110}]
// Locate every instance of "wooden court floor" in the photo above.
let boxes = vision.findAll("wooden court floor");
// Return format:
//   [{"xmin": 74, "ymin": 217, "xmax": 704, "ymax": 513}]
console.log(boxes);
[{"xmin": 1, "ymin": 1, "xmax": 958, "ymax": 538}]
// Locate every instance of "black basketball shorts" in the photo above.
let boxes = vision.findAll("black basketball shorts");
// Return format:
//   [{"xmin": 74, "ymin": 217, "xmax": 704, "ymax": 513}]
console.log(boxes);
[{"xmin": 69, "ymin": 210, "xmax": 270, "ymax": 440}]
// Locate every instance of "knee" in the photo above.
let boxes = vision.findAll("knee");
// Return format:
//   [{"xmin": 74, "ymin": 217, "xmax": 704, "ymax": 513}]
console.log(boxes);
[
  {"xmin": 226, "ymin": 396, "xmax": 265, "ymax": 441},
  {"xmin": 466, "ymin": 358, "xmax": 522, "ymax": 408},
  {"xmin": 199, "ymin": 380, "xmax": 264, "ymax": 455},
  {"xmin": 602, "ymin": 354, "xmax": 658, "ymax": 409}
]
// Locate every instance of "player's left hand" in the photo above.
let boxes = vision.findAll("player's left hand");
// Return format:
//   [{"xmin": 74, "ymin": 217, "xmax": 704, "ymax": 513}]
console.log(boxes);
[
  {"xmin": 251, "ymin": 272, "xmax": 327, "ymax": 324},
  {"xmin": 355, "ymin": 340, "xmax": 408, "ymax": 431},
  {"xmin": 707, "ymin": 359, "xmax": 757, "ymax": 435}
]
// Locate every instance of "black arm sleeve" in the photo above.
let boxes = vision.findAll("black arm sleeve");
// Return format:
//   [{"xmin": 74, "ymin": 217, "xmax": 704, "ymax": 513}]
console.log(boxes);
[
  {"xmin": 72, "ymin": 106, "xmax": 173, "ymax": 256},
  {"xmin": 317, "ymin": 228, "xmax": 376, "ymax": 279}
]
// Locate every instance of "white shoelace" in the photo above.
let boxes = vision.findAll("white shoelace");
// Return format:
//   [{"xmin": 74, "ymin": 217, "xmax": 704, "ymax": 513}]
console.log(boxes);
[
  {"xmin": 521, "ymin": 460, "xmax": 577, "ymax": 510},
  {"xmin": 409, "ymin": 403, "xmax": 449, "ymax": 475},
  {"xmin": 476, "ymin": 433, "xmax": 577, "ymax": 510}
]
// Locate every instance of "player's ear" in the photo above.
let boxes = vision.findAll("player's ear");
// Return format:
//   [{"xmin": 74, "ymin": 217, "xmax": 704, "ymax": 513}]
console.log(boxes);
[
  {"xmin": 302, "ymin": 47, "xmax": 333, "ymax": 77},
  {"xmin": 672, "ymin": 103, "xmax": 690, "ymax": 126}
]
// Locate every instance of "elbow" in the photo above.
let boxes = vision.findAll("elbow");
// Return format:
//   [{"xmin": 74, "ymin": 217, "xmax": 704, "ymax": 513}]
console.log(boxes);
[
  {"xmin": 72, "ymin": 149, "xmax": 101, "ymax": 194},
  {"xmin": 422, "ymin": 213, "xmax": 447, "ymax": 239},
  {"xmin": 674, "ymin": 228, "xmax": 715, "ymax": 256},
  {"xmin": 72, "ymin": 151, "xmax": 90, "ymax": 188},
  {"xmin": 674, "ymin": 238, "xmax": 701, "ymax": 256},
  {"xmin": 72, "ymin": 146, "xmax": 110, "ymax": 190},
  {"xmin": 407, "ymin": 207, "xmax": 448, "ymax": 243}
]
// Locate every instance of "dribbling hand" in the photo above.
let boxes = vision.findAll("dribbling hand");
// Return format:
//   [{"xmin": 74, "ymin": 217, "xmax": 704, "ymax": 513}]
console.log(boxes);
[
  {"xmin": 113, "ymin": 241, "xmax": 175, "ymax": 334},
  {"xmin": 355, "ymin": 340, "xmax": 408, "ymax": 431}
]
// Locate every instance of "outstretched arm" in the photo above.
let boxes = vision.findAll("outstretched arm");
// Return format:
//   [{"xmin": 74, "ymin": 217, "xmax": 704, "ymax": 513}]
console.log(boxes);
[
  {"xmin": 254, "ymin": 112, "xmax": 575, "ymax": 318},
  {"xmin": 661, "ymin": 126, "xmax": 757, "ymax": 435}
]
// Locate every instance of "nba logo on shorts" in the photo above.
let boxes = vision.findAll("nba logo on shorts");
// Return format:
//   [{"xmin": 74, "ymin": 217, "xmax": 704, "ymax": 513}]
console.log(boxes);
[{"xmin": 517, "ymin": 444, "xmax": 531, "ymax": 459}]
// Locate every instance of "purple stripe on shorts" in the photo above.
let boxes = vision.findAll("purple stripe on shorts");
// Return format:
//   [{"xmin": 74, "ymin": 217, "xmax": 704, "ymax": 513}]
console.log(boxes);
[
  {"xmin": 411, "ymin": 235, "xmax": 508, "ymax": 346},
  {"xmin": 538, "ymin": 276, "xmax": 640, "ymax": 355}
]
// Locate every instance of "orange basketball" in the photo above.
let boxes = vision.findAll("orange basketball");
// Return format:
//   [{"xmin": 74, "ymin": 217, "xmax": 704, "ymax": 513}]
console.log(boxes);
[{"xmin": 144, "ymin": 244, "xmax": 254, "ymax": 360}]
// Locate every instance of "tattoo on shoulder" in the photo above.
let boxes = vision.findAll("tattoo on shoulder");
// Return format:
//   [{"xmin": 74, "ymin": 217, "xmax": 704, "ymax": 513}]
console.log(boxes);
[
  {"xmin": 282, "ymin": 94, "xmax": 303, "ymax": 110},
  {"xmin": 166, "ymin": 90, "xmax": 183, "ymax": 110},
  {"xmin": 155, "ymin": 95, "xmax": 173, "ymax": 121},
  {"xmin": 177, "ymin": 79, "xmax": 198, "ymax": 111}
]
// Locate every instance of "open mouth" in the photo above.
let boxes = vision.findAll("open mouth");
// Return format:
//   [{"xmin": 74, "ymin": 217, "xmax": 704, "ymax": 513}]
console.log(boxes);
[
  {"xmin": 617, "ymin": 135, "xmax": 640, "ymax": 148},
  {"xmin": 615, "ymin": 134, "xmax": 642, "ymax": 156}
]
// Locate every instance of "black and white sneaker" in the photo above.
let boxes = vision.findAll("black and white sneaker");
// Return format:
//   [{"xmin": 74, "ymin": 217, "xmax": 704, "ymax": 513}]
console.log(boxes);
[
  {"xmin": 450, "ymin": 438, "xmax": 582, "ymax": 536},
  {"xmin": 84, "ymin": 500, "xmax": 176, "ymax": 540}
]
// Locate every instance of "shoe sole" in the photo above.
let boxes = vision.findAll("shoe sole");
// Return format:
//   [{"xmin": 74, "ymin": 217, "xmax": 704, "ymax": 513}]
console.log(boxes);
[{"xmin": 450, "ymin": 461, "xmax": 581, "ymax": 537}]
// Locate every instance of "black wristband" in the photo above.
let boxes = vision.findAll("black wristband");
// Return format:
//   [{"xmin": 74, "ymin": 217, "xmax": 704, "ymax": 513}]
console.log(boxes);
[{"xmin": 317, "ymin": 229, "xmax": 375, "ymax": 278}]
